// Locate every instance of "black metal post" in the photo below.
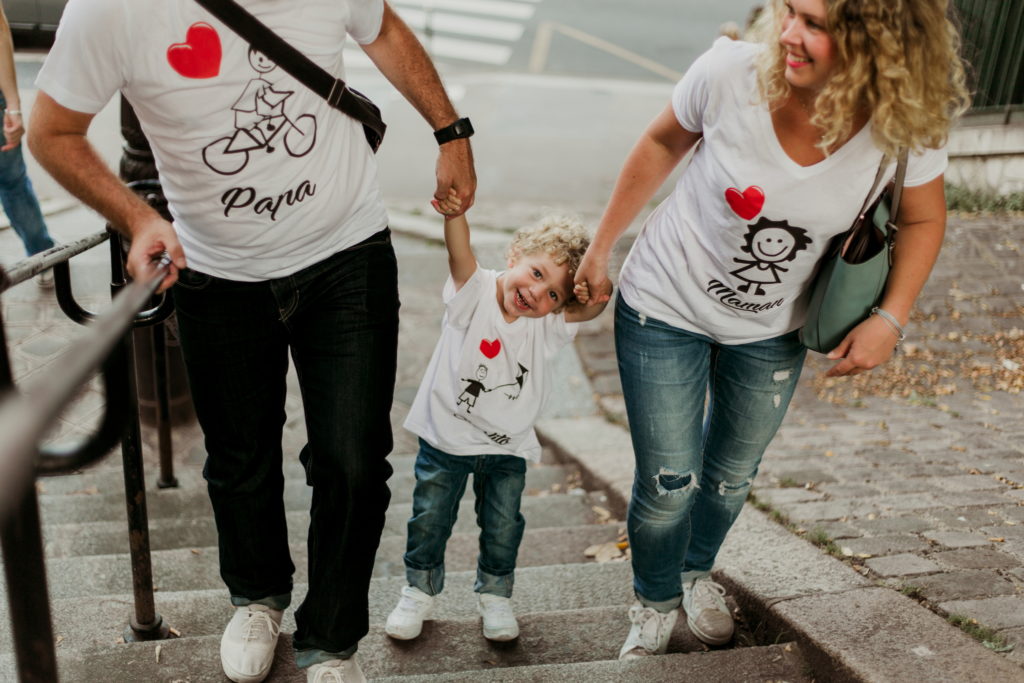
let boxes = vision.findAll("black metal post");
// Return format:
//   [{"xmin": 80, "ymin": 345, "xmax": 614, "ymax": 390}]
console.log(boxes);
[
  {"xmin": 152, "ymin": 323, "xmax": 178, "ymax": 488},
  {"xmin": 108, "ymin": 234, "xmax": 170, "ymax": 642}
]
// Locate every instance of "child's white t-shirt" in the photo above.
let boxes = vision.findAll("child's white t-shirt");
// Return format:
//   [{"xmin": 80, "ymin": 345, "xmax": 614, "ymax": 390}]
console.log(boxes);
[
  {"xmin": 36, "ymin": 0, "xmax": 388, "ymax": 282},
  {"xmin": 617, "ymin": 38, "xmax": 947, "ymax": 344},
  {"xmin": 404, "ymin": 267, "xmax": 579, "ymax": 463}
]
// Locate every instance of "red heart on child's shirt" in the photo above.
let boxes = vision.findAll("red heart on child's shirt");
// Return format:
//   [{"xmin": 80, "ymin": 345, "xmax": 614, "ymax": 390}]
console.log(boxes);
[
  {"xmin": 167, "ymin": 23, "xmax": 222, "ymax": 79},
  {"xmin": 724, "ymin": 186, "xmax": 765, "ymax": 220},
  {"xmin": 480, "ymin": 339, "xmax": 501, "ymax": 359}
]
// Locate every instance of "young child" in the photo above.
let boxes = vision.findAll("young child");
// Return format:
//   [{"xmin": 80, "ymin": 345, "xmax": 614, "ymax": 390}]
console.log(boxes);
[{"xmin": 387, "ymin": 191, "xmax": 607, "ymax": 642}]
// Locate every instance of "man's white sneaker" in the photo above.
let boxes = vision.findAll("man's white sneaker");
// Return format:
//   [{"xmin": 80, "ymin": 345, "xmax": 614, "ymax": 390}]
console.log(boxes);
[
  {"xmin": 219, "ymin": 604, "xmax": 283, "ymax": 682},
  {"xmin": 385, "ymin": 585, "xmax": 435, "ymax": 640},
  {"xmin": 307, "ymin": 656, "xmax": 366, "ymax": 683},
  {"xmin": 477, "ymin": 593, "xmax": 519, "ymax": 641},
  {"xmin": 618, "ymin": 601, "xmax": 678, "ymax": 660},
  {"xmin": 682, "ymin": 577, "xmax": 734, "ymax": 645}
]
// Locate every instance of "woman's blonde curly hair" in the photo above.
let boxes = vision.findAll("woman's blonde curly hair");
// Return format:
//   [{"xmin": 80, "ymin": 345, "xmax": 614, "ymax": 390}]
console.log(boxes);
[
  {"xmin": 506, "ymin": 215, "xmax": 591, "ymax": 291},
  {"xmin": 754, "ymin": 0, "xmax": 971, "ymax": 157}
]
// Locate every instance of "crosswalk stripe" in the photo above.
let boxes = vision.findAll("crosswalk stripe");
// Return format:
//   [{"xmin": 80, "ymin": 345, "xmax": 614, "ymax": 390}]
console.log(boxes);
[
  {"xmin": 418, "ymin": 34, "xmax": 512, "ymax": 65},
  {"xmin": 391, "ymin": 0, "xmax": 536, "ymax": 21},
  {"xmin": 399, "ymin": 10, "xmax": 525, "ymax": 42}
]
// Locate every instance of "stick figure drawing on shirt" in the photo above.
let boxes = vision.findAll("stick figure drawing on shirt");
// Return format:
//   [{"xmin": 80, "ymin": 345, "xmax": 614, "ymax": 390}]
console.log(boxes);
[
  {"xmin": 202, "ymin": 47, "xmax": 318, "ymax": 175},
  {"xmin": 730, "ymin": 217, "xmax": 812, "ymax": 295},
  {"xmin": 457, "ymin": 365, "xmax": 491, "ymax": 413}
]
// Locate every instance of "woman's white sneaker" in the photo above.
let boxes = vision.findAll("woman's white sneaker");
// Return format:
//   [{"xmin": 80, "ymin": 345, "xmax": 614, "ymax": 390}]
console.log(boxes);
[
  {"xmin": 682, "ymin": 577, "xmax": 734, "ymax": 645},
  {"xmin": 385, "ymin": 585, "xmax": 435, "ymax": 640},
  {"xmin": 618, "ymin": 601, "xmax": 678, "ymax": 660},
  {"xmin": 219, "ymin": 604, "xmax": 283, "ymax": 682},
  {"xmin": 477, "ymin": 593, "xmax": 519, "ymax": 641}
]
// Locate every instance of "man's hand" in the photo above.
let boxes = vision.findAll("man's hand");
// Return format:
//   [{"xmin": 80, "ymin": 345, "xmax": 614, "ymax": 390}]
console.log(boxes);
[
  {"xmin": 434, "ymin": 138, "xmax": 475, "ymax": 217},
  {"xmin": 125, "ymin": 216, "xmax": 187, "ymax": 293}
]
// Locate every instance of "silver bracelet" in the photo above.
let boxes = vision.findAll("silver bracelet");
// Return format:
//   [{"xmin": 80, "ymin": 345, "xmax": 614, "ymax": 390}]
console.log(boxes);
[
  {"xmin": 4, "ymin": 109, "xmax": 21, "ymax": 116},
  {"xmin": 871, "ymin": 306, "xmax": 906, "ymax": 343}
]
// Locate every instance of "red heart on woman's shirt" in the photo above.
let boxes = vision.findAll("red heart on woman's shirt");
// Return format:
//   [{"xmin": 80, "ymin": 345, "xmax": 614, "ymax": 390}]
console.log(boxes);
[
  {"xmin": 724, "ymin": 186, "xmax": 765, "ymax": 220},
  {"xmin": 167, "ymin": 23, "xmax": 222, "ymax": 79},
  {"xmin": 480, "ymin": 339, "xmax": 501, "ymax": 359}
]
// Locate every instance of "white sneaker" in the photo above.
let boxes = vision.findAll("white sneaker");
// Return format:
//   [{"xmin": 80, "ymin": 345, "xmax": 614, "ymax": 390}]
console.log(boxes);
[
  {"xmin": 477, "ymin": 593, "xmax": 519, "ymax": 641},
  {"xmin": 682, "ymin": 577, "xmax": 734, "ymax": 645},
  {"xmin": 307, "ymin": 656, "xmax": 366, "ymax": 683},
  {"xmin": 219, "ymin": 604, "xmax": 283, "ymax": 682},
  {"xmin": 36, "ymin": 269, "xmax": 54, "ymax": 290},
  {"xmin": 385, "ymin": 585, "xmax": 435, "ymax": 640},
  {"xmin": 618, "ymin": 601, "xmax": 678, "ymax": 660}
]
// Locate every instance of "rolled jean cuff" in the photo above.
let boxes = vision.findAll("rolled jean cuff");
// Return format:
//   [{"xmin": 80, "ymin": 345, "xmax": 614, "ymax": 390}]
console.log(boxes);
[
  {"xmin": 231, "ymin": 591, "xmax": 291, "ymax": 611},
  {"xmin": 681, "ymin": 569, "xmax": 713, "ymax": 585},
  {"xmin": 475, "ymin": 568, "xmax": 514, "ymax": 598},
  {"xmin": 294, "ymin": 644, "xmax": 358, "ymax": 669},
  {"xmin": 406, "ymin": 565, "xmax": 444, "ymax": 597},
  {"xmin": 637, "ymin": 592, "xmax": 681, "ymax": 613}
]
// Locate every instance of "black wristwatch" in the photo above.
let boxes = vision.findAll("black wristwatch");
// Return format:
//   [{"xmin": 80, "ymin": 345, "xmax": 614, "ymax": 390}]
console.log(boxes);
[{"xmin": 433, "ymin": 117, "xmax": 474, "ymax": 145}]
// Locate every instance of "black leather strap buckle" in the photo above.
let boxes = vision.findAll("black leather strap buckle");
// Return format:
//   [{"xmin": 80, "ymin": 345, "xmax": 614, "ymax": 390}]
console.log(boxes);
[{"xmin": 433, "ymin": 117, "xmax": 474, "ymax": 145}]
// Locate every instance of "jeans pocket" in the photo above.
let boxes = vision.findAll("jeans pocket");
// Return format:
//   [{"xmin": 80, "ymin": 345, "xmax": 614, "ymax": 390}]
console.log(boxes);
[{"xmin": 174, "ymin": 268, "xmax": 213, "ymax": 291}]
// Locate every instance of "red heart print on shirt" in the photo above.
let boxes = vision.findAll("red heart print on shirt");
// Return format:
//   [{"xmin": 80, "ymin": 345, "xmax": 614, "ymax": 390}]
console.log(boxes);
[
  {"xmin": 724, "ymin": 186, "xmax": 765, "ymax": 220},
  {"xmin": 167, "ymin": 23, "xmax": 222, "ymax": 79},
  {"xmin": 480, "ymin": 339, "xmax": 501, "ymax": 359}
]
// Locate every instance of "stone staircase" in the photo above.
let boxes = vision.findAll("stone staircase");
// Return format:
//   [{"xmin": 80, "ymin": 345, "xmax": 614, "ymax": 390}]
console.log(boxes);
[{"xmin": 0, "ymin": 400, "xmax": 816, "ymax": 681}]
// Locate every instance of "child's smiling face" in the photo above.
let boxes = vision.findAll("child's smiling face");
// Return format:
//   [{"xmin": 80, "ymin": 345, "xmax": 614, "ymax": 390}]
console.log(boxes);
[
  {"xmin": 496, "ymin": 250, "xmax": 572, "ymax": 321},
  {"xmin": 751, "ymin": 227, "xmax": 797, "ymax": 262}
]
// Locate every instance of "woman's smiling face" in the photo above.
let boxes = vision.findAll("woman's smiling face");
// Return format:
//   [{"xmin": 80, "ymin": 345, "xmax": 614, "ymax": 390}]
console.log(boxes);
[{"xmin": 779, "ymin": 0, "xmax": 836, "ymax": 93}]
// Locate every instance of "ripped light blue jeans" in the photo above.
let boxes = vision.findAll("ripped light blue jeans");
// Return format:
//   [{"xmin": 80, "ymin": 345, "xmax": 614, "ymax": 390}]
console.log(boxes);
[{"xmin": 615, "ymin": 295, "xmax": 806, "ymax": 611}]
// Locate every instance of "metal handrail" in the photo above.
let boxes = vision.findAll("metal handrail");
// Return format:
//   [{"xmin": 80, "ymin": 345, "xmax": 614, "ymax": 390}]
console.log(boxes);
[
  {"xmin": 0, "ymin": 231, "xmax": 110, "ymax": 293},
  {"xmin": 0, "ymin": 257, "xmax": 170, "ymax": 523}
]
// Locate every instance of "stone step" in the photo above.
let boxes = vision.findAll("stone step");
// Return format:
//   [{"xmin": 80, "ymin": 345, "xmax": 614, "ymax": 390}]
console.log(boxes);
[
  {"xmin": 2, "ymin": 562, "xmax": 637, "ymax": 656},
  {"xmin": 35, "ymin": 456, "xmax": 572, "ymax": 498},
  {"xmin": 35, "ymin": 464, "xmax": 583, "ymax": 526},
  {"xmin": 0, "ymin": 606, "xmax": 796, "ymax": 682},
  {"xmin": 24, "ymin": 524, "xmax": 621, "ymax": 602},
  {"xmin": 37, "ymin": 491, "xmax": 608, "ymax": 558},
  {"xmin": 375, "ymin": 642, "xmax": 812, "ymax": 682}
]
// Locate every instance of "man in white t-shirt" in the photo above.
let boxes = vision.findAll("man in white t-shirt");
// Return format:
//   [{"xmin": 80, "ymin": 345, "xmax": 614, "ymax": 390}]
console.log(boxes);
[{"xmin": 28, "ymin": 1, "xmax": 476, "ymax": 681}]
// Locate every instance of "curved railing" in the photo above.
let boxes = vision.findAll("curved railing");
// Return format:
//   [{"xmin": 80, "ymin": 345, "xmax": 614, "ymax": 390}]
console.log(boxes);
[{"xmin": 0, "ymin": 226, "xmax": 177, "ymax": 681}]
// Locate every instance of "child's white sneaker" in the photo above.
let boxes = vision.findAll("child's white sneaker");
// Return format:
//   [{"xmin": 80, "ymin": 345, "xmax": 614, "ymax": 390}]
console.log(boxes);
[
  {"xmin": 385, "ymin": 585, "xmax": 434, "ymax": 640},
  {"xmin": 219, "ymin": 604, "xmax": 283, "ymax": 682},
  {"xmin": 618, "ymin": 601, "xmax": 677, "ymax": 660},
  {"xmin": 306, "ymin": 656, "xmax": 365, "ymax": 683},
  {"xmin": 477, "ymin": 593, "xmax": 519, "ymax": 641}
]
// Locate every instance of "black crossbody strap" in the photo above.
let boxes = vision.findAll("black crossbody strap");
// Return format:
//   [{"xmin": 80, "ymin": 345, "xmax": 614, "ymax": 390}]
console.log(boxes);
[
  {"xmin": 193, "ymin": 0, "xmax": 385, "ymax": 140},
  {"xmin": 888, "ymin": 148, "xmax": 909, "ymax": 228}
]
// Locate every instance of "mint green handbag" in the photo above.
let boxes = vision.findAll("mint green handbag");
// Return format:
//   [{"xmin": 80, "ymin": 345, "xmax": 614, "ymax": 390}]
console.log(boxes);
[{"xmin": 800, "ymin": 150, "xmax": 908, "ymax": 353}]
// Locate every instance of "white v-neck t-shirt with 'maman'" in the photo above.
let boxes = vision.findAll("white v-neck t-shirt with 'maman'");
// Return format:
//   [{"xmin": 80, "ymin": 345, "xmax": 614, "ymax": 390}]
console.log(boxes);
[
  {"xmin": 404, "ymin": 268, "xmax": 578, "ymax": 463},
  {"xmin": 617, "ymin": 38, "xmax": 947, "ymax": 344}
]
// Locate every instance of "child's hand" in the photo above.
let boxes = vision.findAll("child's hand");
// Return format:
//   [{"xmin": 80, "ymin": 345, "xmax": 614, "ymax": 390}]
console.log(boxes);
[
  {"xmin": 573, "ymin": 280, "xmax": 592, "ymax": 305},
  {"xmin": 431, "ymin": 187, "xmax": 463, "ymax": 217}
]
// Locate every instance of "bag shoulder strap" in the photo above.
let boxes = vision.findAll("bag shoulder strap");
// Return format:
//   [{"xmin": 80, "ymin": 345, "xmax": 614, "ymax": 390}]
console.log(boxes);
[
  {"xmin": 887, "ymin": 148, "xmax": 909, "ymax": 230},
  {"xmin": 192, "ymin": 0, "xmax": 384, "ymax": 139}
]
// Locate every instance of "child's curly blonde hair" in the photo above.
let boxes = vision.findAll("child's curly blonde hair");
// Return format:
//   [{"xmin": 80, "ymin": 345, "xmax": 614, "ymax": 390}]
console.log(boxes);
[{"xmin": 506, "ymin": 215, "xmax": 591, "ymax": 300}]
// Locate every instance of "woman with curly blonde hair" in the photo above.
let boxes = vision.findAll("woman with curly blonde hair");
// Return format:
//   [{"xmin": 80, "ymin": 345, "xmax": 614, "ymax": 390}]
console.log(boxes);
[{"xmin": 574, "ymin": 0, "xmax": 970, "ymax": 658}]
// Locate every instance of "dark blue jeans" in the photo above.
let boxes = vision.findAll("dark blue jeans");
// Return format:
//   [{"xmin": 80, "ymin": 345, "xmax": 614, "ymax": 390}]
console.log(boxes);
[
  {"xmin": 404, "ymin": 439, "xmax": 527, "ymax": 598},
  {"xmin": 173, "ymin": 228, "xmax": 399, "ymax": 662},
  {"xmin": 615, "ymin": 295, "xmax": 806, "ymax": 610}
]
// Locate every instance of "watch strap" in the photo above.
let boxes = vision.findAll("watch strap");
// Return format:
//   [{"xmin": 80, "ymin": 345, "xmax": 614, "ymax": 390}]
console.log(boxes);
[{"xmin": 434, "ymin": 117, "xmax": 474, "ymax": 145}]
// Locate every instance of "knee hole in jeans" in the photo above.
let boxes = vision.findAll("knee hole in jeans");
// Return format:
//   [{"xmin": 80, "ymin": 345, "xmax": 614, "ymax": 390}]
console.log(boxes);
[
  {"xmin": 653, "ymin": 467, "xmax": 699, "ymax": 497},
  {"xmin": 715, "ymin": 477, "xmax": 754, "ymax": 497}
]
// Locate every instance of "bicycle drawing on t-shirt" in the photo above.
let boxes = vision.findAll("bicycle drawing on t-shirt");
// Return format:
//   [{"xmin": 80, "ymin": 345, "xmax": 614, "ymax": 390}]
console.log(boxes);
[{"xmin": 202, "ymin": 47, "xmax": 317, "ymax": 176}]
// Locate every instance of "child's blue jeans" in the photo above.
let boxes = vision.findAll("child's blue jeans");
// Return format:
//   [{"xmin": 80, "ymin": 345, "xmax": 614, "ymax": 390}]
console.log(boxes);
[{"xmin": 404, "ymin": 438, "xmax": 527, "ymax": 598}]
